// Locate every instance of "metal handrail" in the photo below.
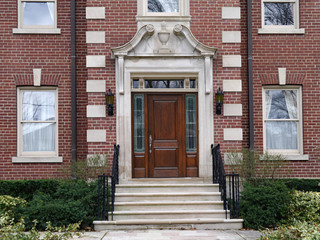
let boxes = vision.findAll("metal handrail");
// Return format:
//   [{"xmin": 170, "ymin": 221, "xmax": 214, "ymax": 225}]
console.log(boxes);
[
  {"xmin": 211, "ymin": 144, "xmax": 240, "ymax": 219},
  {"xmin": 98, "ymin": 144, "xmax": 120, "ymax": 221}
]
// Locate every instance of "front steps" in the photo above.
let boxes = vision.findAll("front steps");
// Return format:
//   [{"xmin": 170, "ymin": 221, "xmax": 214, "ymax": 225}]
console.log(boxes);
[{"xmin": 93, "ymin": 179, "xmax": 243, "ymax": 230}]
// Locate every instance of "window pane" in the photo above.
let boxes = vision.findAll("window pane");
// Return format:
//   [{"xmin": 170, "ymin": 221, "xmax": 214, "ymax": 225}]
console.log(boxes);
[
  {"xmin": 264, "ymin": 3, "xmax": 294, "ymax": 26},
  {"xmin": 22, "ymin": 91, "xmax": 55, "ymax": 121},
  {"xmin": 266, "ymin": 121, "xmax": 297, "ymax": 150},
  {"xmin": 145, "ymin": 80, "xmax": 184, "ymax": 88},
  {"xmin": 134, "ymin": 95, "xmax": 145, "ymax": 153},
  {"xmin": 190, "ymin": 79, "xmax": 196, "ymax": 89},
  {"xmin": 23, "ymin": 2, "xmax": 54, "ymax": 26},
  {"xmin": 186, "ymin": 95, "xmax": 197, "ymax": 152},
  {"xmin": 133, "ymin": 80, "xmax": 139, "ymax": 89},
  {"xmin": 23, "ymin": 123, "xmax": 55, "ymax": 151},
  {"xmin": 148, "ymin": 0, "xmax": 179, "ymax": 12},
  {"xmin": 265, "ymin": 90, "xmax": 297, "ymax": 119}
]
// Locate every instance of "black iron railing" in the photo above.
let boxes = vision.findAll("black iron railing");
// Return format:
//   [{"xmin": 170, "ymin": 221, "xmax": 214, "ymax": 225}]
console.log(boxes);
[
  {"xmin": 211, "ymin": 144, "xmax": 240, "ymax": 219},
  {"xmin": 98, "ymin": 144, "xmax": 120, "ymax": 221}
]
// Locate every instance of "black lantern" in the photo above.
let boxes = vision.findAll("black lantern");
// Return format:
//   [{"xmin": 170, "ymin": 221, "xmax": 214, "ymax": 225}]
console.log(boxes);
[
  {"xmin": 216, "ymin": 87, "xmax": 224, "ymax": 115},
  {"xmin": 106, "ymin": 89, "xmax": 114, "ymax": 116}
]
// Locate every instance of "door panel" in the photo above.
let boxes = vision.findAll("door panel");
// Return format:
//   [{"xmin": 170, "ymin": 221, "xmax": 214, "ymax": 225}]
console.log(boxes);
[{"xmin": 148, "ymin": 94, "xmax": 186, "ymax": 178}]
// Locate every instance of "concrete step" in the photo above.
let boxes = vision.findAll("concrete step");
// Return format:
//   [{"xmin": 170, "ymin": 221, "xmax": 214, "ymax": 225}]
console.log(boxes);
[
  {"xmin": 115, "ymin": 192, "xmax": 221, "ymax": 202},
  {"xmin": 113, "ymin": 210, "xmax": 228, "ymax": 220},
  {"xmin": 93, "ymin": 218, "xmax": 244, "ymax": 231},
  {"xmin": 123, "ymin": 178, "xmax": 208, "ymax": 184},
  {"xmin": 114, "ymin": 200, "xmax": 224, "ymax": 211},
  {"xmin": 116, "ymin": 184, "xmax": 219, "ymax": 193}
]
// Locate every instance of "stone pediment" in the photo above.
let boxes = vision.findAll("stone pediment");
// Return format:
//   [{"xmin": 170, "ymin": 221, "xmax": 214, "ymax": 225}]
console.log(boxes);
[{"xmin": 111, "ymin": 23, "xmax": 217, "ymax": 58}]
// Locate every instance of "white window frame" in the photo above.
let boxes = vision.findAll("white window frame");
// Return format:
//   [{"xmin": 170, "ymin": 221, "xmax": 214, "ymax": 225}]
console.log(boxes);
[
  {"xmin": 258, "ymin": 0, "xmax": 305, "ymax": 34},
  {"xmin": 136, "ymin": 0, "xmax": 190, "ymax": 22},
  {"xmin": 13, "ymin": 87, "xmax": 62, "ymax": 163},
  {"xmin": 262, "ymin": 86, "xmax": 304, "ymax": 156},
  {"xmin": 13, "ymin": 0, "xmax": 61, "ymax": 34}
]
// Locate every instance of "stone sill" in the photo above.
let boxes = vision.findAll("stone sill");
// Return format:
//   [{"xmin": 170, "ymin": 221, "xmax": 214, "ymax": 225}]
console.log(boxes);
[
  {"xmin": 13, "ymin": 28, "xmax": 61, "ymax": 34},
  {"xmin": 12, "ymin": 157, "xmax": 63, "ymax": 163},
  {"xmin": 258, "ymin": 28, "xmax": 305, "ymax": 35},
  {"xmin": 136, "ymin": 15, "xmax": 191, "ymax": 22}
]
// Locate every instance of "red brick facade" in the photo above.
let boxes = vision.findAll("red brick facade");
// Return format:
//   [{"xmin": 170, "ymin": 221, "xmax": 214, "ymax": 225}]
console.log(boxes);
[{"xmin": 0, "ymin": 0, "xmax": 319, "ymax": 180}]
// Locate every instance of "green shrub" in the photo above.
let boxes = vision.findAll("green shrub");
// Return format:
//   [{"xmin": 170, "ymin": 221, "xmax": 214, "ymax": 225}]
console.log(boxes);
[
  {"xmin": 0, "ymin": 180, "xmax": 61, "ymax": 201},
  {"xmin": 0, "ymin": 179, "xmax": 98, "ymax": 230},
  {"xmin": 0, "ymin": 195, "xmax": 26, "ymax": 227},
  {"xmin": 260, "ymin": 221, "xmax": 320, "ymax": 240},
  {"xmin": 280, "ymin": 179, "xmax": 320, "ymax": 192},
  {"xmin": 240, "ymin": 181, "xmax": 292, "ymax": 229},
  {"xmin": 287, "ymin": 191, "xmax": 320, "ymax": 224}
]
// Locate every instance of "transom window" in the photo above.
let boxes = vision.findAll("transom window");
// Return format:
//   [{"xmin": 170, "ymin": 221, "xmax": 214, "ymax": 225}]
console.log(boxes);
[
  {"xmin": 132, "ymin": 77, "xmax": 197, "ymax": 91},
  {"xmin": 17, "ymin": 88, "xmax": 58, "ymax": 157},
  {"xmin": 259, "ymin": 0, "xmax": 304, "ymax": 34},
  {"xmin": 263, "ymin": 86, "xmax": 303, "ymax": 154}
]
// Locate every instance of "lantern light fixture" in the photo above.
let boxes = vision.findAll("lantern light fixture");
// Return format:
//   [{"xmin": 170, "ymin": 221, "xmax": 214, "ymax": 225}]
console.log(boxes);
[
  {"xmin": 216, "ymin": 87, "xmax": 224, "ymax": 115},
  {"xmin": 106, "ymin": 89, "xmax": 114, "ymax": 116}
]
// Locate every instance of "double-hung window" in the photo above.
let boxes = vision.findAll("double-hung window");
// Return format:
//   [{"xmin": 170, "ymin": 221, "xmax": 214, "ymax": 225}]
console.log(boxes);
[
  {"xmin": 17, "ymin": 88, "xmax": 58, "ymax": 158},
  {"xmin": 259, "ymin": 0, "xmax": 304, "ymax": 34},
  {"xmin": 137, "ymin": 0, "xmax": 190, "ymax": 21},
  {"xmin": 263, "ymin": 86, "xmax": 303, "ymax": 155},
  {"xmin": 13, "ymin": 0, "xmax": 60, "ymax": 34}
]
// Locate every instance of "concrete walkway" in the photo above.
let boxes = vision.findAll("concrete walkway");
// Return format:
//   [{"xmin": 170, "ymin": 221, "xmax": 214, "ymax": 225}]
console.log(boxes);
[{"xmin": 74, "ymin": 230, "xmax": 261, "ymax": 240}]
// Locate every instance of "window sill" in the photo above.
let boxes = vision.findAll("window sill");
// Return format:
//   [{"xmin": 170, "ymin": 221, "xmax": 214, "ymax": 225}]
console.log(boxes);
[
  {"xmin": 136, "ymin": 15, "xmax": 191, "ymax": 23},
  {"xmin": 12, "ymin": 28, "xmax": 61, "ymax": 34},
  {"xmin": 283, "ymin": 154, "xmax": 309, "ymax": 161},
  {"xmin": 12, "ymin": 156, "xmax": 63, "ymax": 163},
  {"xmin": 258, "ymin": 28, "xmax": 305, "ymax": 35}
]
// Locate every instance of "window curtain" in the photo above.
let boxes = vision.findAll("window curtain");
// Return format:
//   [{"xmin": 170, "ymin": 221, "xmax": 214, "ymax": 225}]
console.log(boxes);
[
  {"xmin": 47, "ymin": 2, "xmax": 54, "ymax": 23},
  {"xmin": 265, "ymin": 90, "xmax": 298, "ymax": 150},
  {"xmin": 148, "ymin": 0, "xmax": 179, "ymax": 12},
  {"xmin": 22, "ymin": 91, "xmax": 55, "ymax": 152}
]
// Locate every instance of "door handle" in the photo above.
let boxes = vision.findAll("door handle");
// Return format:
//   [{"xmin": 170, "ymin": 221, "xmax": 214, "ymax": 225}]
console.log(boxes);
[{"xmin": 149, "ymin": 135, "xmax": 152, "ymax": 154}]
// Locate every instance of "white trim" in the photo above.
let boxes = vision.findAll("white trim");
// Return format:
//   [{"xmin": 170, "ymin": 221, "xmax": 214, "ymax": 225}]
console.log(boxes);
[
  {"xmin": 12, "ymin": 157, "xmax": 62, "ymax": 163},
  {"xmin": 14, "ymin": 0, "xmax": 60, "ymax": 34},
  {"xmin": 16, "ymin": 87, "xmax": 59, "ymax": 159},
  {"xmin": 259, "ymin": 0, "xmax": 305, "ymax": 34},
  {"xmin": 262, "ymin": 85, "xmax": 303, "ymax": 155},
  {"xmin": 223, "ymin": 80, "xmax": 242, "ymax": 92}
]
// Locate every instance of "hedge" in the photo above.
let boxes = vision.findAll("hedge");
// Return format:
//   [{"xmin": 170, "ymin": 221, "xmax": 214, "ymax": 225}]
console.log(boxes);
[{"xmin": 0, "ymin": 179, "xmax": 98, "ymax": 230}]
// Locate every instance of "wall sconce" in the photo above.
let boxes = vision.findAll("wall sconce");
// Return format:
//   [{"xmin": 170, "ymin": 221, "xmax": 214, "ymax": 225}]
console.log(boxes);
[
  {"xmin": 105, "ymin": 89, "xmax": 114, "ymax": 116},
  {"xmin": 216, "ymin": 87, "xmax": 224, "ymax": 115}
]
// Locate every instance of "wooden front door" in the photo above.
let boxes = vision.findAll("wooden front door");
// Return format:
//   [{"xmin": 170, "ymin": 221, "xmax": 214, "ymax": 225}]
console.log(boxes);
[
  {"xmin": 132, "ymin": 93, "xmax": 198, "ymax": 178},
  {"xmin": 147, "ymin": 94, "xmax": 185, "ymax": 177}
]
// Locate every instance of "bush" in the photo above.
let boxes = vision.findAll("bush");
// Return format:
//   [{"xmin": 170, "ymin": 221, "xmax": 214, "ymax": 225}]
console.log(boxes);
[
  {"xmin": 240, "ymin": 181, "xmax": 292, "ymax": 229},
  {"xmin": 287, "ymin": 191, "xmax": 320, "ymax": 224},
  {"xmin": 0, "ymin": 179, "xmax": 98, "ymax": 230},
  {"xmin": 260, "ymin": 221, "xmax": 320, "ymax": 240}
]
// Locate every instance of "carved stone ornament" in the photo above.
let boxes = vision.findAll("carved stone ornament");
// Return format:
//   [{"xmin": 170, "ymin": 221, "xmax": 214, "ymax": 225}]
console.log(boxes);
[{"xmin": 157, "ymin": 22, "xmax": 172, "ymax": 53}]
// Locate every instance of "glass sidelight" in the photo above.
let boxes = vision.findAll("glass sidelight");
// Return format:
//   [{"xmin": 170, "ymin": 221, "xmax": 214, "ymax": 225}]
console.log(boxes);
[
  {"xmin": 133, "ymin": 94, "xmax": 145, "ymax": 152},
  {"xmin": 186, "ymin": 94, "xmax": 197, "ymax": 152}
]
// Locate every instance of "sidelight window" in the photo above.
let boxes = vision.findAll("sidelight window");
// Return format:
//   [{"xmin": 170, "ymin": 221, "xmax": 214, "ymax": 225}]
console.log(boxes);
[{"xmin": 133, "ymin": 94, "xmax": 145, "ymax": 153}]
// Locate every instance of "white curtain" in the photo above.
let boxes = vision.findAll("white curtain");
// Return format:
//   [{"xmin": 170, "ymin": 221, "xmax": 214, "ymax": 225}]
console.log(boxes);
[
  {"xmin": 148, "ymin": 0, "xmax": 179, "ymax": 12},
  {"xmin": 266, "ymin": 90, "xmax": 298, "ymax": 150},
  {"xmin": 47, "ymin": 3, "xmax": 54, "ymax": 23},
  {"xmin": 22, "ymin": 91, "xmax": 55, "ymax": 152},
  {"xmin": 284, "ymin": 90, "xmax": 297, "ymax": 119}
]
